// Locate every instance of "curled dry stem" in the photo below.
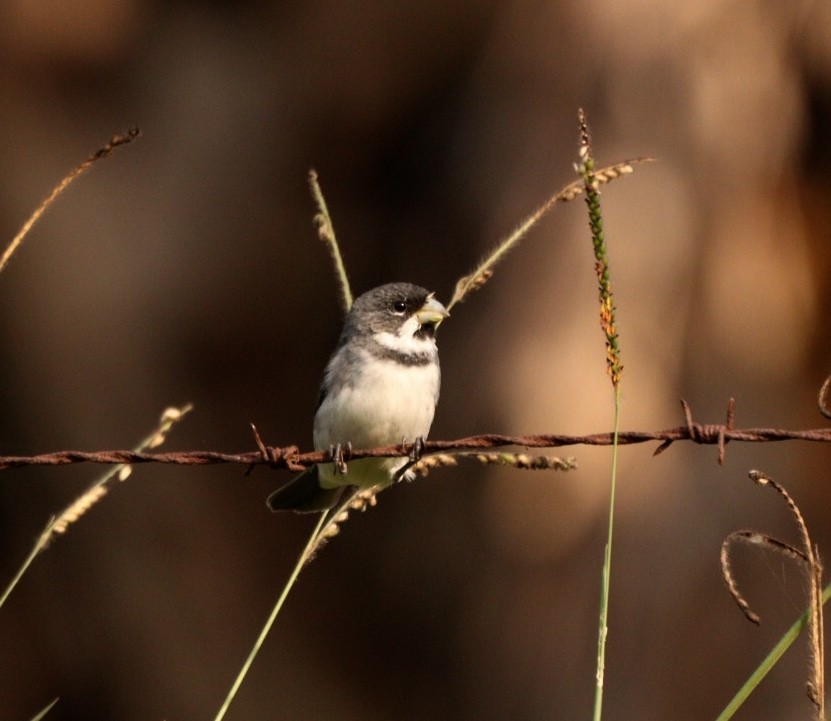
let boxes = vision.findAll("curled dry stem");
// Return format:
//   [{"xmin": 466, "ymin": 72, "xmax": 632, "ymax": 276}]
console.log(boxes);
[{"xmin": 721, "ymin": 470, "xmax": 824, "ymax": 717}]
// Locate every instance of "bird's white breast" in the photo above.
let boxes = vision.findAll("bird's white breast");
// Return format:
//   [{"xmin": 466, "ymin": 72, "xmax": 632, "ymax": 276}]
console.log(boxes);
[
  {"xmin": 313, "ymin": 348, "xmax": 440, "ymax": 489},
  {"xmin": 315, "ymin": 350, "xmax": 439, "ymax": 449}
]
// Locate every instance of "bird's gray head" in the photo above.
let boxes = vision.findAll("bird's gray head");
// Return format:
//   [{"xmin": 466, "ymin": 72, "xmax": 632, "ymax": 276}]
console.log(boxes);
[{"xmin": 341, "ymin": 282, "xmax": 449, "ymax": 363}]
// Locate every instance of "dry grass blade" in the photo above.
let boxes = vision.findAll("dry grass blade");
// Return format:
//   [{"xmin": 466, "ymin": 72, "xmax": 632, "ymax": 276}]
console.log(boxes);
[
  {"xmin": 28, "ymin": 697, "xmax": 59, "ymax": 721},
  {"xmin": 721, "ymin": 470, "xmax": 825, "ymax": 717},
  {"xmin": 0, "ymin": 128, "xmax": 140, "ymax": 275},
  {"xmin": 308, "ymin": 169, "xmax": 352, "ymax": 312},
  {"xmin": 819, "ymin": 374, "xmax": 831, "ymax": 419},
  {"xmin": 721, "ymin": 530, "xmax": 809, "ymax": 625},
  {"xmin": 447, "ymin": 158, "xmax": 651, "ymax": 311},
  {"xmin": 0, "ymin": 404, "xmax": 191, "ymax": 611}
]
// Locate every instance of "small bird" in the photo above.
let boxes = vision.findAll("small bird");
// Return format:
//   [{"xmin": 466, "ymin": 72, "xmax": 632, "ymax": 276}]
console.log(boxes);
[{"xmin": 267, "ymin": 282, "xmax": 448, "ymax": 513}]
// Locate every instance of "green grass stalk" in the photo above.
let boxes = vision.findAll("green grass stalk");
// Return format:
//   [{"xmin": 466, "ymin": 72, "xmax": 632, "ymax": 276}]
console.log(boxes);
[
  {"xmin": 716, "ymin": 583, "xmax": 831, "ymax": 720},
  {"xmin": 595, "ymin": 390, "xmax": 621, "ymax": 721},
  {"xmin": 577, "ymin": 109, "xmax": 624, "ymax": 721}
]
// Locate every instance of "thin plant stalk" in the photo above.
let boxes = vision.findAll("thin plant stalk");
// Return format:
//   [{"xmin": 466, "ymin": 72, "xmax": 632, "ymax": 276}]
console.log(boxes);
[
  {"xmin": 0, "ymin": 129, "xmax": 139, "ymax": 275},
  {"xmin": 28, "ymin": 697, "xmax": 59, "ymax": 721},
  {"xmin": 0, "ymin": 405, "xmax": 191, "ymax": 611},
  {"xmin": 212, "ymin": 175, "xmax": 359, "ymax": 717},
  {"xmin": 447, "ymin": 158, "xmax": 647, "ymax": 311},
  {"xmin": 223, "ymin": 140, "xmax": 643, "ymax": 718},
  {"xmin": 214, "ymin": 511, "xmax": 329, "ymax": 721},
  {"xmin": 578, "ymin": 109, "xmax": 624, "ymax": 721},
  {"xmin": 308, "ymin": 169, "xmax": 352, "ymax": 312},
  {"xmin": 719, "ymin": 472, "xmax": 825, "ymax": 719},
  {"xmin": 716, "ymin": 583, "xmax": 831, "ymax": 721},
  {"xmin": 595, "ymin": 389, "xmax": 621, "ymax": 721}
]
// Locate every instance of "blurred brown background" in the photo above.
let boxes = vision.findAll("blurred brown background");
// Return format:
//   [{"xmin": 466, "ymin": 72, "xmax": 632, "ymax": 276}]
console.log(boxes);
[{"xmin": 1, "ymin": 1, "xmax": 830, "ymax": 719}]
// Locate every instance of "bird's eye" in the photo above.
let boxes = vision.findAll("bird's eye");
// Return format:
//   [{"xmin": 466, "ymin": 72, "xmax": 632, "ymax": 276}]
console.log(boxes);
[{"xmin": 392, "ymin": 300, "xmax": 407, "ymax": 314}]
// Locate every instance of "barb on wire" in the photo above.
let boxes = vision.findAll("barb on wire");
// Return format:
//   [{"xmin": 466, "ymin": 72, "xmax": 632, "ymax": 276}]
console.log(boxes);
[
  {"xmin": 654, "ymin": 397, "xmax": 736, "ymax": 464},
  {"xmin": 3, "ymin": 398, "xmax": 831, "ymax": 472}
]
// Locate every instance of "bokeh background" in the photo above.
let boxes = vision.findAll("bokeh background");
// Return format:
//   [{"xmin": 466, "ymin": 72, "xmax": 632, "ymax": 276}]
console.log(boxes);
[{"xmin": 1, "ymin": 1, "xmax": 830, "ymax": 719}]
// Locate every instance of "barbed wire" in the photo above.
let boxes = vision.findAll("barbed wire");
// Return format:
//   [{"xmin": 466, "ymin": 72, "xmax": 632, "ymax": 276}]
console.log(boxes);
[{"xmin": 1, "ymin": 400, "xmax": 829, "ymax": 473}]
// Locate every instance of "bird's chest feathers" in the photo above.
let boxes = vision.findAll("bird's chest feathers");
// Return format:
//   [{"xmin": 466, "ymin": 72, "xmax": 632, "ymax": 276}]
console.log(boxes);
[{"xmin": 314, "ymin": 354, "xmax": 439, "ymax": 449}]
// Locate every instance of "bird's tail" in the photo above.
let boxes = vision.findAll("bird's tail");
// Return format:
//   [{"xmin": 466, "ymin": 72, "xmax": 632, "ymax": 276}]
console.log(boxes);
[{"xmin": 266, "ymin": 466, "xmax": 345, "ymax": 513}]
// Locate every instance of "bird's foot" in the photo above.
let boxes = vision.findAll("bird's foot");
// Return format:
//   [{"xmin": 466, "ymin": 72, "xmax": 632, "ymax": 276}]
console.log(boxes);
[
  {"xmin": 328, "ymin": 442, "xmax": 352, "ymax": 475},
  {"xmin": 407, "ymin": 436, "xmax": 426, "ymax": 463}
]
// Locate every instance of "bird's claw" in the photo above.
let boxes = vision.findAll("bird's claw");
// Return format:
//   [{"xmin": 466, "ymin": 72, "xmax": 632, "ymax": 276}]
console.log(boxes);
[
  {"xmin": 407, "ymin": 436, "xmax": 426, "ymax": 463},
  {"xmin": 329, "ymin": 442, "xmax": 352, "ymax": 475}
]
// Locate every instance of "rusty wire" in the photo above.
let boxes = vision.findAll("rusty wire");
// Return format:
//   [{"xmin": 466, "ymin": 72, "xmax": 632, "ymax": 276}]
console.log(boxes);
[{"xmin": 1, "ymin": 399, "xmax": 830, "ymax": 473}]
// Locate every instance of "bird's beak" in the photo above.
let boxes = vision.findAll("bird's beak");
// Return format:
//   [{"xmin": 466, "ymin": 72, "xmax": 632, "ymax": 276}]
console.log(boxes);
[{"xmin": 415, "ymin": 294, "xmax": 449, "ymax": 328}]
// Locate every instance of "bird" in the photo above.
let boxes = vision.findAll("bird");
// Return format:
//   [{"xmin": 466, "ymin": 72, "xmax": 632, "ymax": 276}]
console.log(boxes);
[{"xmin": 267, "ymin": 282, "xmax": 448, "ymax": 513}]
